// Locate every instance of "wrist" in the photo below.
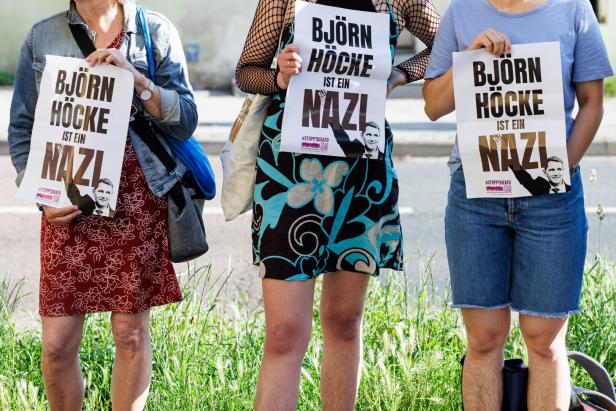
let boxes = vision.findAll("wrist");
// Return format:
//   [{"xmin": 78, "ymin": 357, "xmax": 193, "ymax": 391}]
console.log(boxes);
[
  {"xmin": 275, "ymin": 71, "xmax": 287, "ymax": 91},
  {"xmin": 133, "ymin": 71, "xmax": 149, "ymax": 93},
  {"xmin": 392, "ymin": 67, "xmax": 409, "ymax": 86}
]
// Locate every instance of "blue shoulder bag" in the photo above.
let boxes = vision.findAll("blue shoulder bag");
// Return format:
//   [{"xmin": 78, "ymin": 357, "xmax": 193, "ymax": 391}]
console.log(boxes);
[{"xmin": 137, "ymin": 6, "xmax": 216, "ymax": 201}]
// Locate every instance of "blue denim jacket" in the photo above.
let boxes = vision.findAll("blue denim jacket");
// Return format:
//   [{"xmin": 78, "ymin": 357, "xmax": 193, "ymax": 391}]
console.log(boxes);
[{"xmin": 8, "ymin": 0, "xmax": 198, "ymax": 197}]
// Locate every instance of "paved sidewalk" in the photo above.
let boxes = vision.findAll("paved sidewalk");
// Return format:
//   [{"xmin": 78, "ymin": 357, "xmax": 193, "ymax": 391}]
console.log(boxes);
[{"xmin": 1, "ymin": 87, "xmax": 615, "ymax": 157}]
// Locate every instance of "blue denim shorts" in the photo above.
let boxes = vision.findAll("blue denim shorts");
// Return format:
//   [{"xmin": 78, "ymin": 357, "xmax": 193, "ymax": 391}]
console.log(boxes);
[{"xmin": 445, "ymin": 167, "xmax": 588, "ymax": 317}]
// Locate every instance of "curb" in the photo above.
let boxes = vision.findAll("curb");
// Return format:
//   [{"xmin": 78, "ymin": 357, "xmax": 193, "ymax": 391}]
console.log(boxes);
[{"xmin": 4, "ymin": 138, "xmax": 616, "ymax": 158}]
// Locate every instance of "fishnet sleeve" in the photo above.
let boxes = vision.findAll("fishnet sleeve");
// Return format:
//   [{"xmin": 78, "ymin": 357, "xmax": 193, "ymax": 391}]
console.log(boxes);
[
  {"xmin": 235, "ymin": 0, "xmax": 288, "ymax": 95},
  {"xmin": 394, "ymin": 0, "xmax": 440, "ymax": 83}
]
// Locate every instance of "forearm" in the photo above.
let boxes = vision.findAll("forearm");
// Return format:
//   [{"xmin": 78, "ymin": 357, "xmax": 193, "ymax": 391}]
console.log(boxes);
[
  {"xmin": 235, "ymin": 0, "xmax": 285, "ymax": 95},
  {"xmin": 330, "ymin": 123, "xmax": 350, "ymax": 142},
  {"xmin": 400, "ymin": 0, "xmax": 440, "ymax": 83},
  {"xmin": 237, "ymin": 66, "xmax": 279, "ymax": 95},
  {"xmin": 396, "ymin": 49, "xmax": 432, "ymax": 84},
  {"xmin": 132, "ymin": 65, "xmax": 198, "ymax": 140},
  {"xmin": 131, "ymin": 20, "xmax": 195, "ymax": 128},
  {"xmin": 422, "ymin": 67, "xmax": 455, "ymax": 121},
  {"xmin": 567, "ymin": 101, "xmax": 604, "ymax": 167}
]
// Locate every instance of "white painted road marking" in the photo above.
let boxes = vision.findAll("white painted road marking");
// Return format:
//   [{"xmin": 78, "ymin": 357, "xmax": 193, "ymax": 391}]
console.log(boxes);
[
  {"xmin": 0, "ymin": 206, "xmax": 416, "ymax": 216},
  {"xmin": 1, "ymin": 206, "xmax": 615, "ymax": 216},
  {"xmin": 0, "ymin": 206, "xmax": 227, "ymax": 215}
]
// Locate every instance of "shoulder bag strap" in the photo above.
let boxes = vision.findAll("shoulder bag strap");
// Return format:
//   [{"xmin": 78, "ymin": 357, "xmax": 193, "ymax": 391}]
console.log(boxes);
[
  {"xmin": 69, "ymin": 22, "xmax": 97, "ymax": 57},
  {"xmin": 137, "ymin": 6, "xmax": 157, "ymax": 80}
]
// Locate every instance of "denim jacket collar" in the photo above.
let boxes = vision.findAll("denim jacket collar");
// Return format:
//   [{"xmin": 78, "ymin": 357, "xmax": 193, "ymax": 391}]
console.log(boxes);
[{"xmin": 67, "ymin": 0, "xmax": 138, "ymax": 35}]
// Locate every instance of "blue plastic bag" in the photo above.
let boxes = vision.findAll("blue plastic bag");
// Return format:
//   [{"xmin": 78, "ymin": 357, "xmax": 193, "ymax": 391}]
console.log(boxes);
[{"xmin": 166, "ymin": 137, "xmax": 216, "ymax": 199}]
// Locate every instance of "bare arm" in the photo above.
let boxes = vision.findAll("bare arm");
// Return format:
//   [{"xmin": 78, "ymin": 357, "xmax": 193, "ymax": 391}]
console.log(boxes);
[
  {"xmin": 423, "ymin": 29, "xmax": 511, "ymax": 121},
  {"xmin": 567, "ymin": 80, "xmax": 605, "ymax": 167},
  {"xmin": 389, "ymin": 0, "xmax": 440, "ymax": 95},
  {"xmin": 235, "ymin": 0, "xmax": 288, "ymax": 95},
  {"xmin": 422, "ymin": 68, "xmax": 454, "ymax": 121}
]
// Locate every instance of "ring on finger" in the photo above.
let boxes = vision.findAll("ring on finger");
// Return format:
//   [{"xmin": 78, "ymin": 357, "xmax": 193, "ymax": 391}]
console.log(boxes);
[{"xmin": 286, "ymin": 60, "xmax": 291, "ymax": 68}]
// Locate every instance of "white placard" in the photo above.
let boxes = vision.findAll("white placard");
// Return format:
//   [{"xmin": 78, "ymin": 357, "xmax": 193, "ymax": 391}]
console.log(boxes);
[
  {"xmin": 453, "ymin": 42, "xmax": 569, "ymax": 198},
  {"xmin": 280, "ymin": 1, "xmax": 391, "ymax": 160},
  {"xmin": 17, "ymin": 55, "xmax": 134, "ymax": 217}
]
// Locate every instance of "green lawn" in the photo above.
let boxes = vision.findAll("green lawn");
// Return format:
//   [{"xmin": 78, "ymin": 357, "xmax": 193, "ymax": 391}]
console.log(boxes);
[
  {"xmin": 0, "ymin": 260, "xmax": 614, "ymax": 410},
  {"xmin": 605, "ymin": 76, "xmax": 616, "ymax": 97},
  {"xmin": 0, "ymin": 71, "xmax": 14, "ymax": 87}
]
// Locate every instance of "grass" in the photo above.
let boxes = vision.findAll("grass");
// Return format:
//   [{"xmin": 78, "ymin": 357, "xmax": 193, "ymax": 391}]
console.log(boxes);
[
  {"xmin": 0, "ymin": 259, "xmax": 614, "ymax": 410},
  {"xmin": 0, "ymin": 71, "xmax": 15, "ymax": 87},
  {"xmin": 605, "ymin": 76, "xmax": 616, "ymax": 98},
  {"xmin": 0, "ymin": 278, "xmax": 25, "ymax": 316}
]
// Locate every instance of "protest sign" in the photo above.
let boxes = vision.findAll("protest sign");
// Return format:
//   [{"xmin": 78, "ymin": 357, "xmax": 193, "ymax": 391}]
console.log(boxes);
[
  {"xmin": 280, "ymin": 0, "xmax": 391, "ymax": 160},
  {"xmin": 453, "ymin": 42, "xmax": 569, "ymax": 198},
  {"xmin": 17, "ymin": 55, "xmax": 133, "ymax": 217}
]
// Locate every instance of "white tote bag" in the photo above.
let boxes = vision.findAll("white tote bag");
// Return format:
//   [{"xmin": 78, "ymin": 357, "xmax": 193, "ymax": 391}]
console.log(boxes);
[
  {"xmin": 221, "ymin": 1, "xmax": 291, "ymax": 221},
  {"xmin": 220, "ymin": 94, "xmax": 271, "ymax": 221}
]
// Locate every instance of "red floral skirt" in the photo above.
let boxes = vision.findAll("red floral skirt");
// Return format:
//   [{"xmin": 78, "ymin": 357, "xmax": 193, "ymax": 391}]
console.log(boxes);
[{"xmin": 39, "ymin": 138, "xmax": 182, "ymax": 317}]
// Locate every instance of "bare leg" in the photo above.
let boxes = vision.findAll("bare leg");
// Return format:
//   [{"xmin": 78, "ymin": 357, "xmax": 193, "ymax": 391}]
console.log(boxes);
[
  {"xmin": 461, "ymin": 307, "xmax": 511, "ymax": 411},
  {"xmin": 110, "ymin": 310, "xmax": 152, "ymax": 411},
  {"xmin": 41, "ymin": 315, "xmax": 86, "ymax": 411},
  {"xmin": 319, "ymin": 271, "xmax": 369, "ymax": 411},
  {"xmin": 254, "ymin": 278, "xmax": 315, "ymax": 411},
  {"xmin": 520, "ymin": 315, "xmax": 570, "ymax": 411}
]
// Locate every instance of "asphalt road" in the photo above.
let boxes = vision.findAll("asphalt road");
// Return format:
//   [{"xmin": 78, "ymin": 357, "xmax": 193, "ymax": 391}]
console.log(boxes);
[{"xmin": 2, "ymin": 155, "xmax": 616, "ymax": 322}]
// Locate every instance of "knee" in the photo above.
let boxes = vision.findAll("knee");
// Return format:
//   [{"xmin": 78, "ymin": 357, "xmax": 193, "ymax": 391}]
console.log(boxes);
[
  {"xmin": 112, "ymin": 322, "xmax": 149, "ymax": 354},
  {"xmin": 321, "ymin": 304, "xmax": 363, "ymax": 342},
  {"xmin": 42, "ymin": 337, "xmax": 80, "ymax": 366},
  {"xmin": 265, "ymin": 321, "xmax": 311, "ymax": 357},
  {"xmin": 467, "ymin": 325, "xmax": 509, "ymax": 356},
  {"xmin": 523, "ymin": 330, "xmax": 564, "ymax": 360}
]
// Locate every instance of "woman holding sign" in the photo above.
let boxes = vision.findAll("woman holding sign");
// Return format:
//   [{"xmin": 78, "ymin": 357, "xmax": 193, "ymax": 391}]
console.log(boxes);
[
  {"xmin": 236, "ymin": 0, "xmax": 439, "ymax": 409},
  {"xmin": 8, "ymin": 0, "xmax": 197, "ymax": 409},
  {"xmin": 422, "ymin": 0, "xmax": 613, "ymax": 409}
]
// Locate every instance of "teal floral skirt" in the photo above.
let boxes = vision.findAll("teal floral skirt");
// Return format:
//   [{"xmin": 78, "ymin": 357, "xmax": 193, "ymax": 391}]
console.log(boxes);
[{"xmin": 252, "ymin": 93, "xmax": 404, "ymax": 281}]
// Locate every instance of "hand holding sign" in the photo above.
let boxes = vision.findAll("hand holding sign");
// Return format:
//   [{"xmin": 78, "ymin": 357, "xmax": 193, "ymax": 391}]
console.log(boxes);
[
  {"xmin": 467, "ymin": 29, "xmax": 511, "ymax": 56},
  {"xmin": 86, "ymin": 48, "xmax": 135, "ymax": 73},
  {"xmin": 277, "ymin": 44, "xmax": 303, "ymax": 90},
  {"xmin": 42, "ymin": 205, "xmax": 81, "ymax": 226}
]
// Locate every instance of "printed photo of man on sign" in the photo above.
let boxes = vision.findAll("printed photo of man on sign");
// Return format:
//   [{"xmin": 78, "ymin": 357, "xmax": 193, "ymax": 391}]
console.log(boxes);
[
  {"xmin": 452, "ymin": 42, "xmax": 569, "ymax": 198},
  {"xmin": 280, "ymin": 0, "xmax": 391, "ymax": 159},
  {"xmin": 331, "ymin": 120, "xmax": 383, "ymax": 160}
]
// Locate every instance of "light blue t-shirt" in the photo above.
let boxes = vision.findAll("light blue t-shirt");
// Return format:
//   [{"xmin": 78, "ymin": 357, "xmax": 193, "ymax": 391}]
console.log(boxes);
[{"xmin": 424, "ymin": 0, "xmax": 614, "ymax": 173}]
